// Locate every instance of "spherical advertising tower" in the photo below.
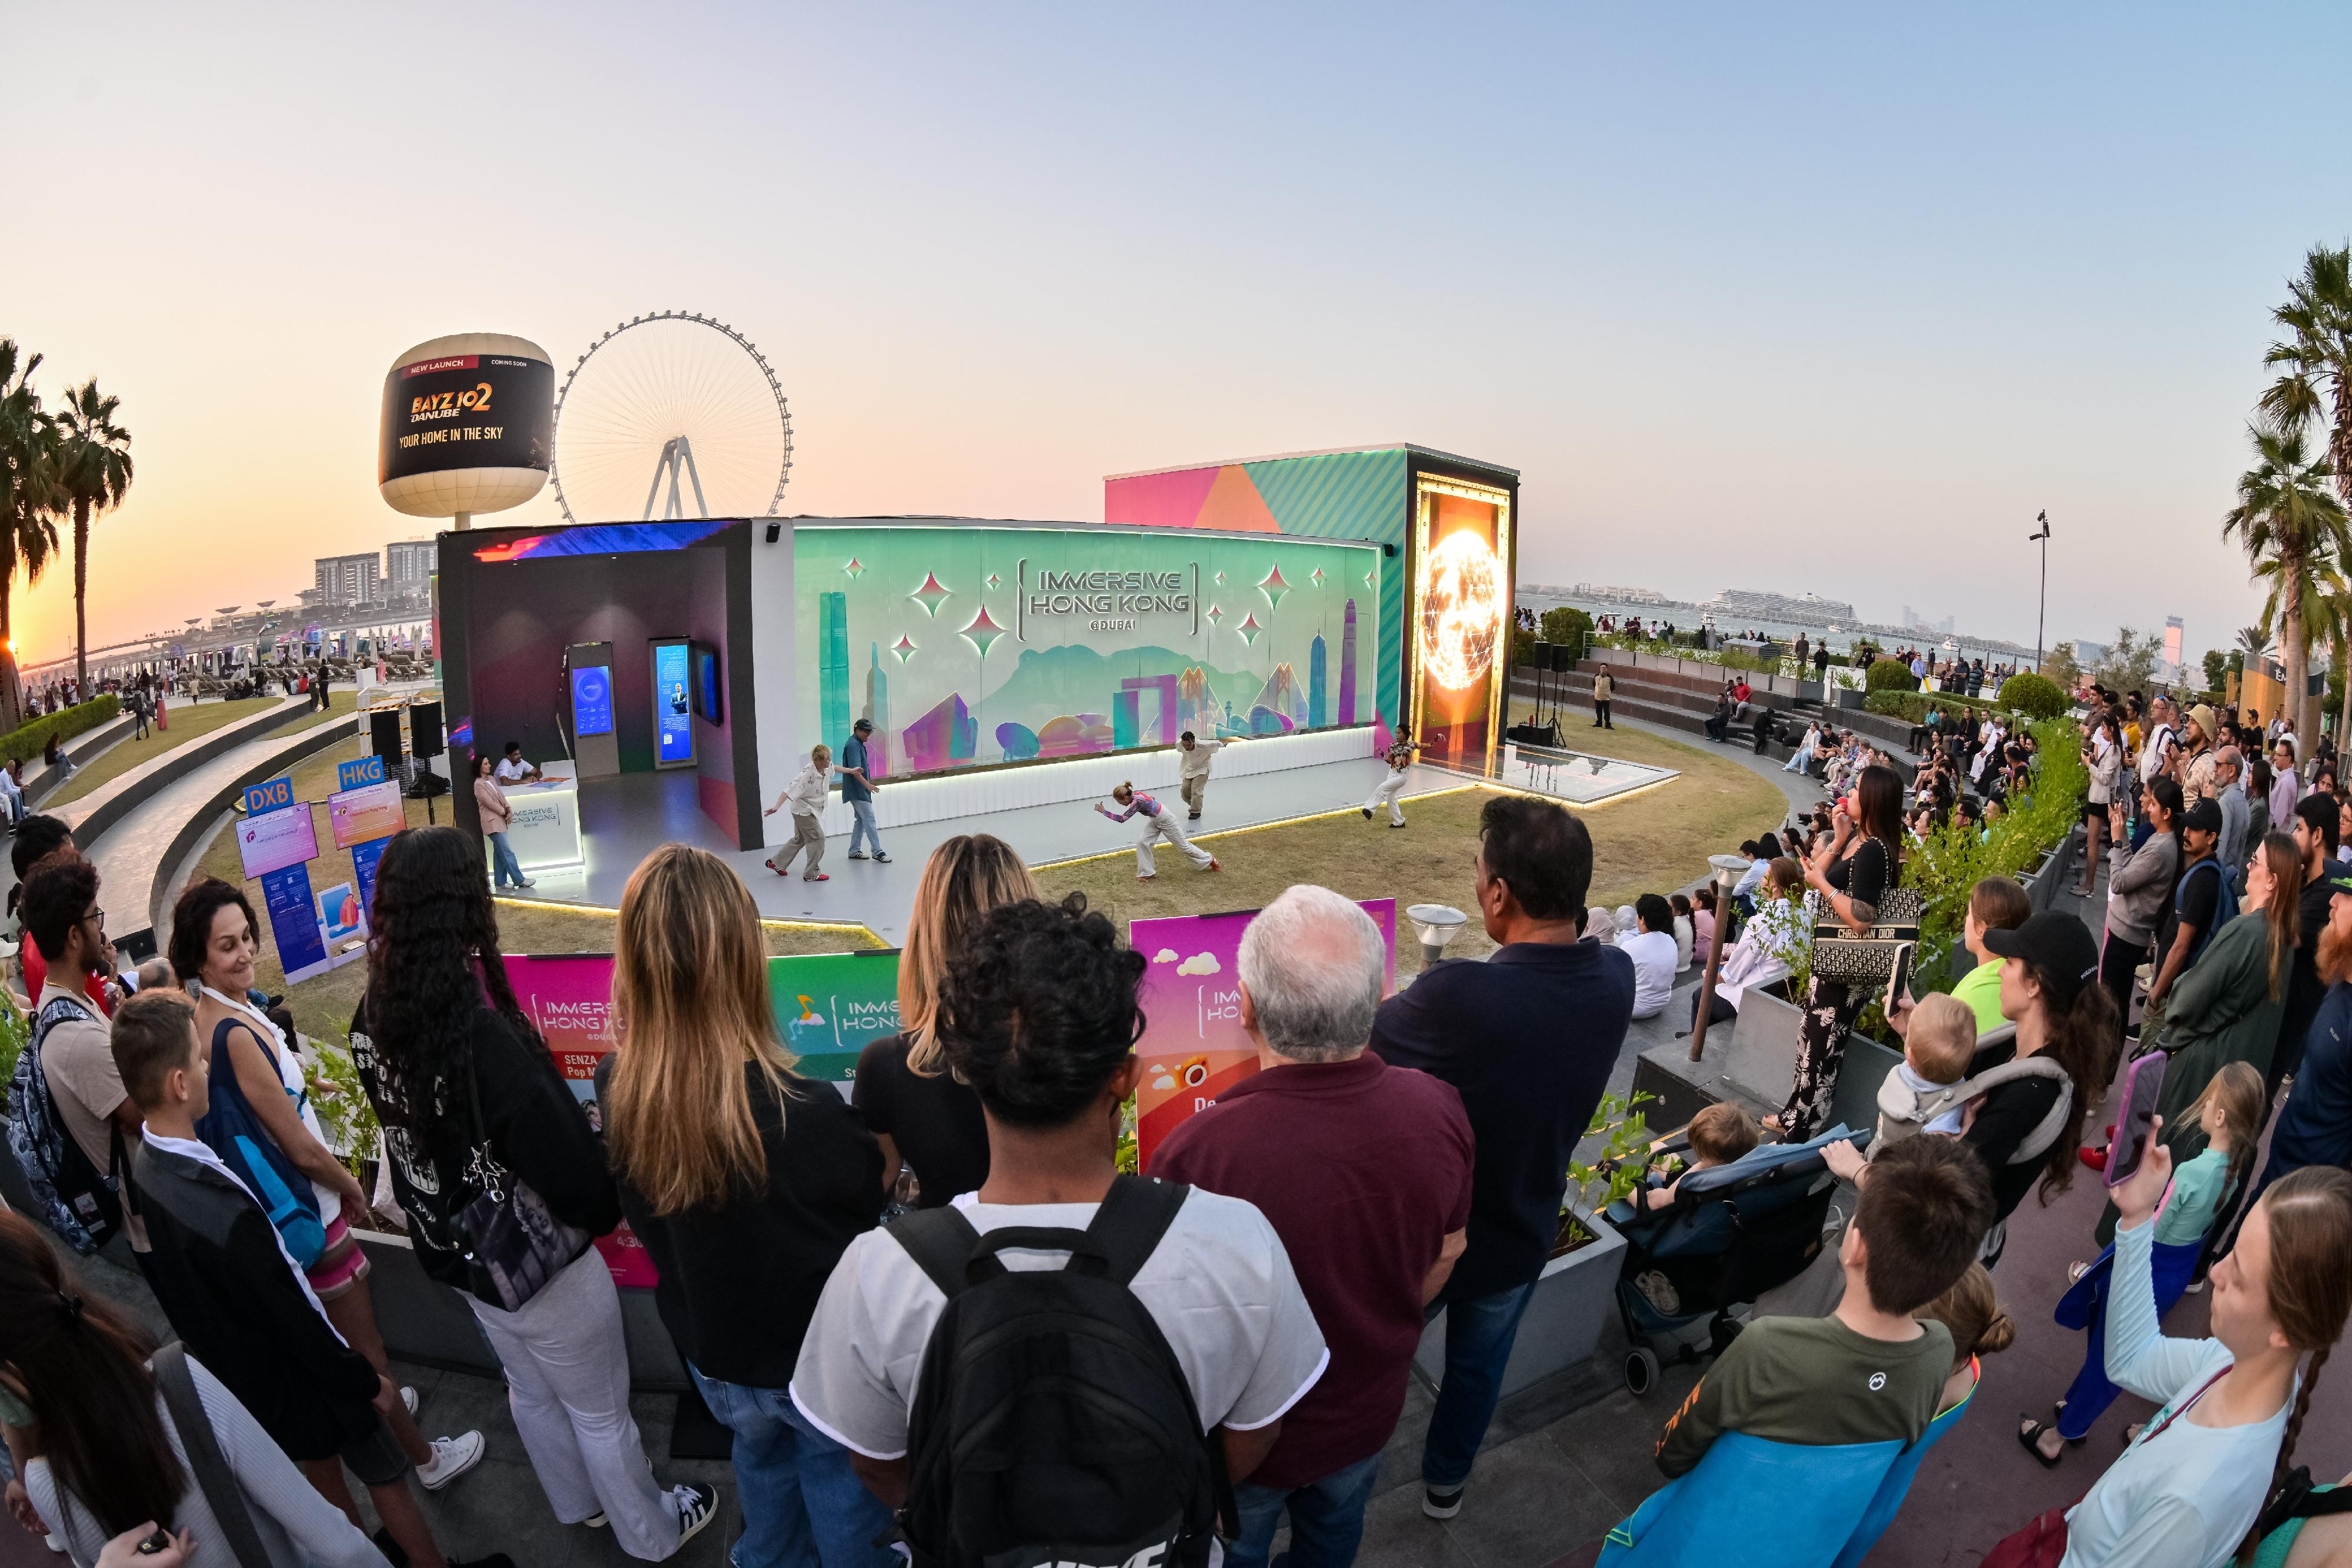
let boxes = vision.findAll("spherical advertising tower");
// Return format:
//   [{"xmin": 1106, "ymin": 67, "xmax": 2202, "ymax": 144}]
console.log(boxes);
[{"xmin": 378, "ymin": 333, "xmax": 554, "ymax": 527}]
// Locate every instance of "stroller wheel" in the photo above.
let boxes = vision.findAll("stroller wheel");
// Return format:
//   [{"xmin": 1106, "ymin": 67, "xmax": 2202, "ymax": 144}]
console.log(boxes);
[{"xmin": 1625, "ymin": 1347, "xmax": 1662, "ymax": 1396}]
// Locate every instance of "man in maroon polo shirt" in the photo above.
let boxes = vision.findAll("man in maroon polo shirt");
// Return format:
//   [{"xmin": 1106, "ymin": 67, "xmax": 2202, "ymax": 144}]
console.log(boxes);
[{"xmin": 1154, "ymin": 884, "xmax": 1472, "ymax": 1567}]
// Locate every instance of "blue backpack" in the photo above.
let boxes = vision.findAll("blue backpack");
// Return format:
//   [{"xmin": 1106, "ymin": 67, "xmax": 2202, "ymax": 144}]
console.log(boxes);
[{"xmin": 194, "ymin": 1018, "xmax": 327, "ymax": 1268}]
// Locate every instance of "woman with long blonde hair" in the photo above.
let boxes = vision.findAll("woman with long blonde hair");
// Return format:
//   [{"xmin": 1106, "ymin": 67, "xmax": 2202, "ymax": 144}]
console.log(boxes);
[
  {"xmin": 597, "ymin": 844, "xmax": 890, "ymax": 1565},
  {"xmin": 851, "ymin": 834, "xmax": 1037, "ymax": 1206}
]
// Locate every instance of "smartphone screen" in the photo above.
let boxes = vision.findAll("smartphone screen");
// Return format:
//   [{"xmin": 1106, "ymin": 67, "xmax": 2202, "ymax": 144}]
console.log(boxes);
[
  {"xmin": 1882, "ymin": 942, "xmax": 1915, "ymax": 1018},
  {"xmin": 2105, "ymin": 1052, "xmax": 2169, "ymax": 1188}
]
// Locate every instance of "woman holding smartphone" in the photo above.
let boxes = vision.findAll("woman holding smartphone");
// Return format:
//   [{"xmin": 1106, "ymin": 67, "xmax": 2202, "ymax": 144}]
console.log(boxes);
[{"xmin": 1766, "ymin": 763, "xmax": 1905, "ymax": 1141}]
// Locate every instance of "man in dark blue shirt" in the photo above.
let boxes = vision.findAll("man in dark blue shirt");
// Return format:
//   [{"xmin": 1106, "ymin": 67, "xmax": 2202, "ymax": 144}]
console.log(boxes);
[
  {"xmin": 2261, "ymin": 868, "xmax": 2352, "ymax": 1181},
  {"xmin": 1369, "ymin": 794, "xmax": 1635, "ymax": 1522},
  {"xmin": 839, "ymin": 717, "xmax": 889, "ymax": 863}
]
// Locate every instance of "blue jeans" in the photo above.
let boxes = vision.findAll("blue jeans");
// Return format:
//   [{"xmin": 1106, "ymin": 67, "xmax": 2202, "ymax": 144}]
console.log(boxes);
[
  {"xmin": 847, "ymin": 797, "xmax": 883, "ymax": 857},
  {"xmin": 1226, "ymin": 1452, "xmax": 1383, "ymax": 1568},
  {"xmin": 1421, "ymin": 1279, "xmax": 1539, "ymax": 1490},
  {"xmin": 687, "ymin": 1368, "xmax": 896, "ymax": 1568},
  {"xmin": 488, "ymin": 830, "xmax": 526, "ymax": 887}
]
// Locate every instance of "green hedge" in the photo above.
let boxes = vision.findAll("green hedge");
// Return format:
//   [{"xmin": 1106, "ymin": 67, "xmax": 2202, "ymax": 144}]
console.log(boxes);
[
  {"xmin": 1539, "ymin": 606, "xmax": 1592, "ymax": 666},
  {"xmin": 1999, "ymin": 672, "xmax": 2069, "ymax": 720},
  {"xmin": 0, "ymin": 695, "xmax": 119, "ymax": 767},
  {"xmin": 1865, "ymin": 689, "xmax": 2009, "ymax": 723},
  {"xmin": 1865, "ymin": 658, "xmax": 1919, "ymax": 693}
]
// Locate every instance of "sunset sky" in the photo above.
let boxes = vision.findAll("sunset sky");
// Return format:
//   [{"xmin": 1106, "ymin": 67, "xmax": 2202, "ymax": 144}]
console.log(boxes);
[{"xmin": 5, "ymin": 4, "xmax": 2349, "ymax": 667}]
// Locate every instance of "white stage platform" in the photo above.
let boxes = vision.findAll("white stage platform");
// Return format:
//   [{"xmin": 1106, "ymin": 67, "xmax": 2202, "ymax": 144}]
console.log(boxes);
[{"xmin": 503, "ymin": 740, "xmax": 1679, "ymax": 947}]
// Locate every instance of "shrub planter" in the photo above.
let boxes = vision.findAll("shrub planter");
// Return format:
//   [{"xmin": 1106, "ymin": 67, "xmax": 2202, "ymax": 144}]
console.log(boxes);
[
  {"xmin": 1412, "ymin": 1205, "xmax": 1626, "ymax": 1402},
  {"xmin": 357, "ymin": 1229, "xmax": 691, "ymax": 1390},
  {"xmin": 1836, "ymin": 687, "xmax": 1865, "ymax": 710}
]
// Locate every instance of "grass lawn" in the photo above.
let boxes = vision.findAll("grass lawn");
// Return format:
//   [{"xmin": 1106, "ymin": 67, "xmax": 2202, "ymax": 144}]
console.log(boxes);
[
  {"xmin": 190, "ymin": 731, "xmax": 879, "ymax": 1042},
  {"xmin": 1033, "ymin": 724, "xmax": 1789, "ymax": 975},
  {"xmin": 46, "ymin": 693, "xmax": 362, "ymax": 807}
]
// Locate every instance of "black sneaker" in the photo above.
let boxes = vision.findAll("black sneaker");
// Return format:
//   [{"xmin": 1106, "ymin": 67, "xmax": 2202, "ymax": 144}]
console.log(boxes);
[
  {"xmin": 1424, "ymin": 1484, "xmax": 1464, "ymax": 1519},
  {"xmin": 672, "ymin": 1483, "xmax": 719, "ymax": 1546}
]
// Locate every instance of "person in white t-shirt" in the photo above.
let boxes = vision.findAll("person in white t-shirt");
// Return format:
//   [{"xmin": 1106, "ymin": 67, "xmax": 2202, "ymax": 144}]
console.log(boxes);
[
  {"xmin": 791, "ymin": 893, "xmax": 1328, "ymax": 1518},
  {"xmin": 493, "ymin": 741, "xmax": 540, "ymax": 784},
  {"xmin": 1620, "ymin": 894, "xmax": 1680, "ymax": 1021}
]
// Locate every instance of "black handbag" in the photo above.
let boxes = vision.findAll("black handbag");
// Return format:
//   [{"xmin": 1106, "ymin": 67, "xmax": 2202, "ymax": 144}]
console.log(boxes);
[
  {"xmin": 450, "ymin": 1056, "xmax": 589, "ymax": 1313},
  {"xmin": 1809, "ymin": 840, "xmax": 1922, "ymax": 987}
]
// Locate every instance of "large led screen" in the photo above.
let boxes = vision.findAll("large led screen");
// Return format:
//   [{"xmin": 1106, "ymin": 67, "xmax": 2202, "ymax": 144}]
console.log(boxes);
[
  {"xmin": 1410, "ymin": 476, "xmax": 1511, "ymax": 771},
  {"xmin": 793, "ymin": 526, "xmax": 1384, "ymax": 778}
]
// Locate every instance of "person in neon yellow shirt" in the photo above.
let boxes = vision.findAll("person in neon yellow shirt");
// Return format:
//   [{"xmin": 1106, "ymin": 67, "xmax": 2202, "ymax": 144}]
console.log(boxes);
[{"xmin": 1949, "ymin": 877, "xmax": 2032, "ymax": 1034}]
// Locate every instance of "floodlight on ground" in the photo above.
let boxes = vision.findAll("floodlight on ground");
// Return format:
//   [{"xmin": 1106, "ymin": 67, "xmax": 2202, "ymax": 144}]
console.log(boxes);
[{"xmin": 1406, "ymin": 903, "xmax": 1470, "ymax": 967}]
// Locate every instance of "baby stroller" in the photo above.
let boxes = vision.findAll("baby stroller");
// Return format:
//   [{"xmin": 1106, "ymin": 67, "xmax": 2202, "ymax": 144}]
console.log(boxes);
[{"xmin": 1605, "ymin": 1122, "xmax": 1869, "ymax": 1395}]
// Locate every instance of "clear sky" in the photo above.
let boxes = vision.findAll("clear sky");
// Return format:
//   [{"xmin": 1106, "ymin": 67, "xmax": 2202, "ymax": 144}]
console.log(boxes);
[{"xmin": 5, "ymin": 4, "xmax": 2348, "ymax": 667}]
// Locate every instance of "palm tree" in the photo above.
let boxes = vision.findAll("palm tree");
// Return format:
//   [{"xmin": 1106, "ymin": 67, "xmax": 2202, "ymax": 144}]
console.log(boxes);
[
  {"xmin": 2236, "ymin": 624, "xmax": 2274, "ymax": 664},
  {"xmin": 0, "ymin": 340, "xmax": 63, "ymax": 733},
  {"xmin": 2223, "ymin": 419, "xmax": 2350, "ymax": 741},
  {"xmin": 2262, "ymin": 242, "xmax": 2352, "ymax": 503},
  {"xmin": 51, "ymin": 378, "xmax": 133, "ymax": 693}
]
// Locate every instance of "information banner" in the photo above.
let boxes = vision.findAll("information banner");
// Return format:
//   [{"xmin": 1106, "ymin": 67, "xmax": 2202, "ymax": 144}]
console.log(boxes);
[
  {"xmin": 1132, "ymin": 899, "xmax": 1396, "ymax": 1170},
  {"xmin": 764, "ymin": 950, "xmax": 903, "ymax": 1084},
  {"xmin": 260, "ymin": 863, "xmax": 330, "ymax": 984},
  {"xmin": 351, "ymin": 837, "xmax": 390, "ymax": 922},
  {"xmin": 238, "ymin": 804, "xmax": 319, "ymax": 880},
  {"xmin": 328, "ymin": 780, "xmax": 405, "ymax": 849},
  {"xmin": 499, "ymin": 948, "xmax": 903, "ymax": 1286},
  {"xmin": 652, "ymin": 640, "xmax": 693, "ymax": 767}
]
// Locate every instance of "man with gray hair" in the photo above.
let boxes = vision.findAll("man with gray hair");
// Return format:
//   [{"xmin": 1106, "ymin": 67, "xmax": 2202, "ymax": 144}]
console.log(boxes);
[
  {"xmin": 1153, "ymin": 884, "xmax": 1472, "ymax": 1567},
  {"xmin": 2214, "ymin": 744, "xmax": 2251, "ymax": 871}
]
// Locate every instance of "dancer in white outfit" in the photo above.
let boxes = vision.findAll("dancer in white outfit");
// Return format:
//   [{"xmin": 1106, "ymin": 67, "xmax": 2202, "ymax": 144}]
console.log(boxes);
[
  {"xmin": 1363, "ymin": 734, "xmax": 1416, "ymax": 827},
  {"xmin": 1096, "ymin": 784, "xmax": 1219, "ymax": 879}
]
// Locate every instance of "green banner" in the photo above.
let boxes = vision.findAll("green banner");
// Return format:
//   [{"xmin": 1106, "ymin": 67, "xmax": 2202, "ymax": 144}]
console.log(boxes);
[{"xmin": 768, "ymin": 949, "xmax": 904, "ymax": 1083}]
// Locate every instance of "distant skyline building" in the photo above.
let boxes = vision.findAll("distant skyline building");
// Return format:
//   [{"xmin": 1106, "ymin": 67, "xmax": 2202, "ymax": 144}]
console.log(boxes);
[
  {"xmin": 818, "ymin": 591, "xmax": 851, "ymax": 747},
  {"xmin": 386, "ymin": 539, "xmax": 435, "ymax": 598},
  {"xmin": 1339, "ymin": 600, "xmax": 1358, "ymax": 724},
  {"xmin": 1309, "ymin": 632, "xmax": 1328, "ymax": 728},
  {"xmin": 313, "ymin": 552, "xmax": 382, "ymax": 608}
]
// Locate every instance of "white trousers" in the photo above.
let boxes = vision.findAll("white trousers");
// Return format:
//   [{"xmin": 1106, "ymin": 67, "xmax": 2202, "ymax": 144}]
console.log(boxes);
[
  {"xmin": 1136, "ymin": 812, "xmax": 1212, "ymax": 875},
  {"xmin": 1365, "ymin": 768, "xmax": 1409, "ymax": 825},
  {"xmin": 467, "ymin": 1249, "xmax": 680, "ymax": 1561}
]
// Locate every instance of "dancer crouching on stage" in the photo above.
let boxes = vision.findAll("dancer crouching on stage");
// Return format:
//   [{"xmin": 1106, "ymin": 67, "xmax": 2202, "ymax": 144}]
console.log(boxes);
[
  {"xmin": 1097, "ymin": 783, "xmax": 1220, "ymax": 881},
  {"xmin": 1364, "ymin": 728, "xmax": 1416, "ymax": 828}
]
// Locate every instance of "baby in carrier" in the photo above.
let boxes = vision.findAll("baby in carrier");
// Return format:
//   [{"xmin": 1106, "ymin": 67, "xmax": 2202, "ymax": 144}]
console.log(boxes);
[{"xmin": 1876, "ymin": 994, "xmax": 1977, "ymax": 1144}]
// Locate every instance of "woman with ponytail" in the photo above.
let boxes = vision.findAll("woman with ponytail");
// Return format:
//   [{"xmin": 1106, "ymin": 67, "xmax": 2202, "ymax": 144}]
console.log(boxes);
[
  {"xmin": 0, "ymin": 1209, "xmax": 381, "ymax": 1568},
  {"xmin": 1982, "ymin": 1148, "xmax": 2352, "ymax": 1566},
  {"xmin": 1966, "ymin": 911, "xmax": 2116, "ymax": 1240}
]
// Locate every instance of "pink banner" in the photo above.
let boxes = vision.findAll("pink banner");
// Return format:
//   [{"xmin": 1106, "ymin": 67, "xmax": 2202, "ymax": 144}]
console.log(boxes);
[
  {"xmin": 500, "ymin": 955, "xmax": 655, "ymax": 1288},
  {"xmin": 1132, "ymin": 900, "xmax": 1396, "ymax": 1169}
]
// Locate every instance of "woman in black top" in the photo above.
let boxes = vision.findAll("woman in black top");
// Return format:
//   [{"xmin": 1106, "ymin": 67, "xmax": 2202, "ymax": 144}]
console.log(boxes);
[
  {"xmin": 1772, "ymin": 764, "xmax": 1906, "ymax": 1141},
  {"xmin": 597, "ymin": 844, "xmax": 889, "ymax": 1564},
  {"xmin": 852, "ymin": 833, "xmax": 1038, "ymax": 1208},
  {"xmin": 1969, "ymin": 910, "xmax": 2113, "ymax": 1245},
  {"xmin": 350, "ymin": 827, "xmax": 711, "ymax": 1560}
]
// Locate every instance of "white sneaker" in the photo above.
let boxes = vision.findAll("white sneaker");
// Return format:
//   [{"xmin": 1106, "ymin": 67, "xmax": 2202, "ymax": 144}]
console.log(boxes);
[
  {"xmin": 400, "ymin": 1386, "xmax": 418, "ymax": 1417},
  {"xmin": 673, "ymin": 1484, "xmax": 719, "ymax": 1546},
  {"xmin": 416, "ymin": 1431, "xmax": 486, "ymax": 1490}
]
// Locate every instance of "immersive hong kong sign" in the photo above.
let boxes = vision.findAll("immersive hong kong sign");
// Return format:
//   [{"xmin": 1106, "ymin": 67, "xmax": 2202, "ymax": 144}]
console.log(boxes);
[{"xmin": 1132, "ymin": 900, "xmax": 1396, "ymax": 1169}]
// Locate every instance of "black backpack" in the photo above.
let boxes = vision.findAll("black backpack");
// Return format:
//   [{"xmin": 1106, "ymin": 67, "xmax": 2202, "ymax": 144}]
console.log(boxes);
[
  {"xmin": 889, "ymin": 1175, "xmax": 1235, "ymax": 1568},
  {"xmin": 5, "ymin": 995, "xmax": 123, "ymax": 1254}
]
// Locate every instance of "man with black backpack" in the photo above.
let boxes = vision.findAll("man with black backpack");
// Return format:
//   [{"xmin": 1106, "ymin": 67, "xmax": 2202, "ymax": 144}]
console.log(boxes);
[
  {"xmin": 6, "ymin": 858, "xmax": 135, "ymax": 1255},
  {"xmin": 791, "ymin": 894, "xmax": 1327, "ymax": 1567}
]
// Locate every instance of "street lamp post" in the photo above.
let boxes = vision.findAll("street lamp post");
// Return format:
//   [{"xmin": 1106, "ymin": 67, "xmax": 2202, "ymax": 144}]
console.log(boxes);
[{"xmin": 2029, "ymin": 511, "xmax": 2052, "ymax": 673}]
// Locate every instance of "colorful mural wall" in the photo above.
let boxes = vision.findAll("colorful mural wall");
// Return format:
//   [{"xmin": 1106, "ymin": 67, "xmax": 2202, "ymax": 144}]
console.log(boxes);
[
  {"xmin": 1104, "ymin": 448, "xmax": 1411, "ymax": 730},
  {"xmin": 792, "ymin": 525, "xmax": 1384, "ymax": 775}
]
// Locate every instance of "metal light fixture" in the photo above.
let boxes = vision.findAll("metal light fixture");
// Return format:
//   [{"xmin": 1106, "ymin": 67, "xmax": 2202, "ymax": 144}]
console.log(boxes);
[{"xmin": 1406, "ymin": 903, "xmax": 1470, "ymax": 968}]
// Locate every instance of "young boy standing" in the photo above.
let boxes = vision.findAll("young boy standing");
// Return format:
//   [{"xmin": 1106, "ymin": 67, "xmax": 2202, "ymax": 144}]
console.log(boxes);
[
  {"xmin": 113, "ymin": 991, "xmax": 483, "ymax": 1568},
  {"xmin": 1652, "ymin": 1135, "xmax": 1993, "ymax": 1477}
]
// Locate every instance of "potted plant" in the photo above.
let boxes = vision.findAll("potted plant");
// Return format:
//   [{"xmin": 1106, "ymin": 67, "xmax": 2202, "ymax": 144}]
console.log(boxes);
[{"xmin": 1410, "ymin": 1093, "xmax": 1642, "ymax": 1401}]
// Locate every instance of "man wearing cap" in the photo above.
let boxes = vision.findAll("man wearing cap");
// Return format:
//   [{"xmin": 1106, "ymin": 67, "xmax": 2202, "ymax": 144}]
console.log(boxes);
[
  {"xmin": 1966, "ymin": 910, "xmax": 2106, "ymax": 1231},
  {"xmin": 2142, "ymin": 795, "xmax": 2230, "ymax": 1035},
  {"xmin": 838, "ymin": 718, "xmax": 889, "ymax": 864},
  {"xmin": 2176, "ymin": 704, "xmax": 2219, "ymax": 804}
]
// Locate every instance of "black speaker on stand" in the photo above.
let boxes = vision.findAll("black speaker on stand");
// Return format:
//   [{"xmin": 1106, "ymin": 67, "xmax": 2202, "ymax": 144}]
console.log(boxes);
[{"xmin": 409, "ymin": 701, "xmax": 445, "ymax": 823}]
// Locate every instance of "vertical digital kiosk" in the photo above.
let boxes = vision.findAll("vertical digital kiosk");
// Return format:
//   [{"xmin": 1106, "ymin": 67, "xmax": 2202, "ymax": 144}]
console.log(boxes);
[
  {"xmin": 567, "ymin": 641, "xmax": 618, "ymax": 779},
  {"xmin": 651, "ymin": 637, "xmax": 694, "ymax": 768}
]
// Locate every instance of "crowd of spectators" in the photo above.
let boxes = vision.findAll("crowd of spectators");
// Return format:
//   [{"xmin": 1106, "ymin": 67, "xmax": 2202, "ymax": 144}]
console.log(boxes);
[{"xmin": 5, "ymin": 668, "xmax": 2352, "ymax": 1568}]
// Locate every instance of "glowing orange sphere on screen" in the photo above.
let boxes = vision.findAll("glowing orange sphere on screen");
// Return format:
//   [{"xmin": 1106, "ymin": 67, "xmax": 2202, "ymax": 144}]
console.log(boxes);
[{"xmin": 1417, "ymin": 531, "xmax": 1505, "ymax": 691}]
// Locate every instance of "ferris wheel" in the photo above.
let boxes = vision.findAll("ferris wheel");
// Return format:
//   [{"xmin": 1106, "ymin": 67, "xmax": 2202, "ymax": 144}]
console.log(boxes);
[{"xmin": 550, "ymin": 311, "xmax": 793, "ymax": 525}]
